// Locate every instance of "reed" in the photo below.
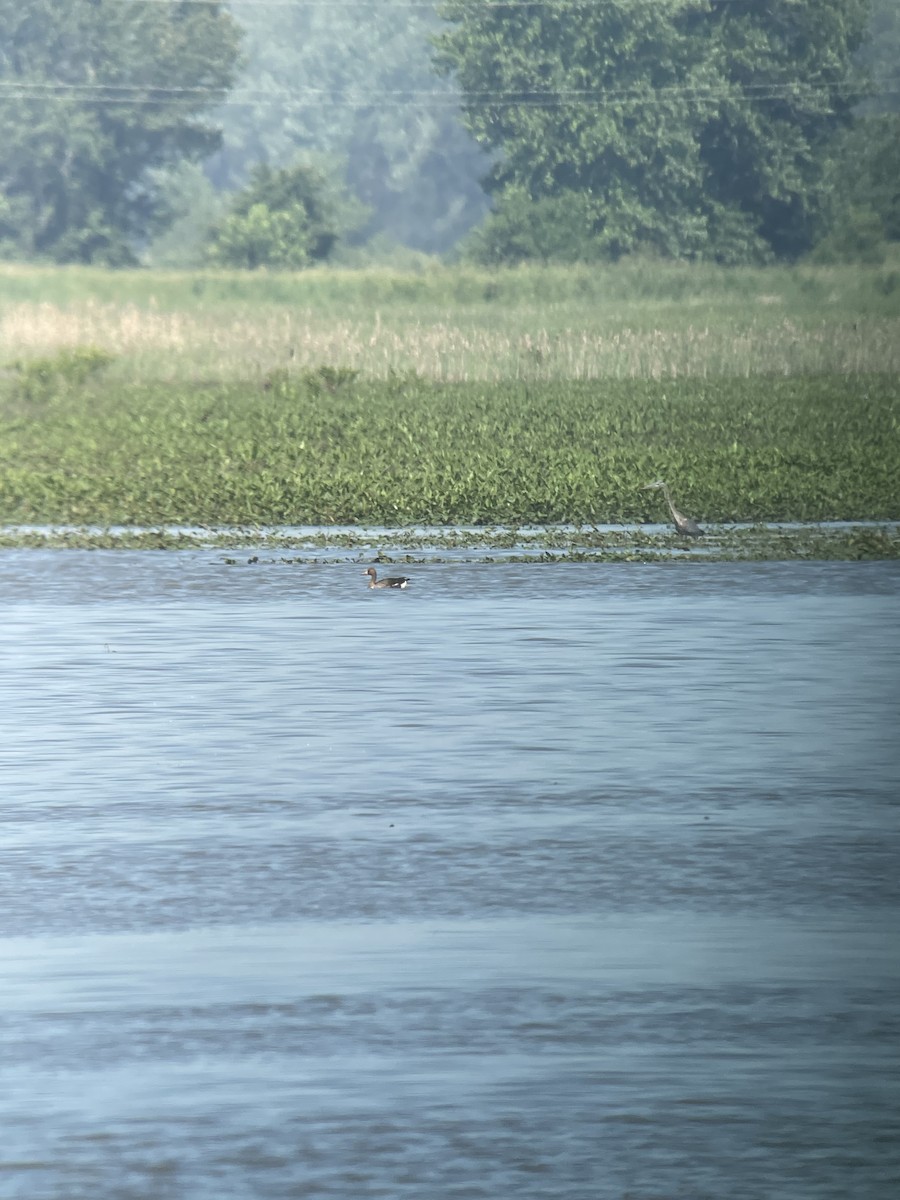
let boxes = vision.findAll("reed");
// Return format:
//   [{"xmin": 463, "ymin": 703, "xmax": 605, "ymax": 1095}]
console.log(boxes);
[
  {"xmin": 2, "ymin": 259, "xmax": 899, "ymax": 383},
  {"xmin": 2, "ymin": 299, "xmax": 898, "ymax": 382},
  {"xmin": 1, "ymin": 262, "xmax": 897, "ymax": 540}
]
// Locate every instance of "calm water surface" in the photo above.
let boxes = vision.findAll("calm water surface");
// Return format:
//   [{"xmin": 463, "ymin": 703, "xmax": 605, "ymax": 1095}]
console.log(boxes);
[{"xmin": 2, "ymin": 553, "xmax": 899, "ymax": 1199}]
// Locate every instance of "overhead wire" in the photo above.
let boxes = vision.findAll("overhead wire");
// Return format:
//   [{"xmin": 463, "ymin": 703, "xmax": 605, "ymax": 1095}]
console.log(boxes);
[
  {"xmin": 115, "ymin": 0, "xmax": 760, "ymax": 7},
  {"xmin": 0, "ymin": 77, "xmax": 882, "ymax": 110},
  {"xmin": 0, "ymin": 0, "xmax": 883, "ymax": 110}
]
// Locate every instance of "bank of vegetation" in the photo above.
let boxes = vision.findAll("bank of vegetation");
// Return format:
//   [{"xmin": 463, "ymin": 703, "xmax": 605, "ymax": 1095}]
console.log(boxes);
[
  {"xmin": 0, "ymin": 262, "xmax": 897, "ymax": 555},
  {"xmin": 2, "ymin": 3, "xmax": 898, "ymax": 560},
  {"xmin": 2, "ymin": 259, "xmax": 899, "ymax": 382},
  {"xmin": 2, "ymin": 365, "xmax": 896, "ymax": 528}
]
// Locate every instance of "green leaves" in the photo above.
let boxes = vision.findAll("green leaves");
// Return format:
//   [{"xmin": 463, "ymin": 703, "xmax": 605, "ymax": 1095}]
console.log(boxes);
[
  {"xmin": 9, "ymin": 346, "xmax": 114, "ymax": 403},
  {"xmin": 436, "ymin": 0, "xmax": 870, "ymax": 262},
  {"xmin": 203, "ymin": 163, "xmax": 360, "ymax": 269},
  {"xmin": 1, "ymin": 367, "xmax": 897, "ymax": 527},
  {"xmin": 0, "ymin": 0, "xmax": 242, "ymax": 263},
  {"xmin": 208, "ymin": 2, "xmax": 487, "ymax": 255},
  {"xmin": 207, "ymin": 202, "xmax": 314, "ymax": 271}
]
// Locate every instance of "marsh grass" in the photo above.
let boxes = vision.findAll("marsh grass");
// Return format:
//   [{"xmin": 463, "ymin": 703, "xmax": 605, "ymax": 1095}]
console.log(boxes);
[
  {"xmin": 2, "ymin": 261, "xmax": 899, "ymax": 382},
  {"xmin": 1, "ymin": 262, "xmax": 898, "ymax": 542},
  {"xmin": 2, "ymin": 258, "xmax": 898, "ymax": 311},
  {"xmin": 3, "ymin": 300, "xmax": 898, "ymax": 382}
]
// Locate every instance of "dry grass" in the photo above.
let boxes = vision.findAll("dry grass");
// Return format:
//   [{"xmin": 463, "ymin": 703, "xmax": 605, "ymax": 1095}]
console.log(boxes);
[{"xmin": 2, "ymin": 298, "xmax": 898, "ymax": 381}]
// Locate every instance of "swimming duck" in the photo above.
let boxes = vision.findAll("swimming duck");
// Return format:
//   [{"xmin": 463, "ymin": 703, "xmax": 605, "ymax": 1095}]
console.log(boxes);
[{"xmin": 364, "ymin": 567, "xmax": 411, "ymax": 589}]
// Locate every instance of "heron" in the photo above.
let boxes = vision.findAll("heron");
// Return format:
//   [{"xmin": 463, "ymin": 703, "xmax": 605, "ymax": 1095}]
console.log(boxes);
[
  {"xmin": 642, "ymin": 480, "xmax": 704, "ymax": 537},
  {"xmin": 364, "ymin": 567, "xmax": 411, "ymax": 589}
]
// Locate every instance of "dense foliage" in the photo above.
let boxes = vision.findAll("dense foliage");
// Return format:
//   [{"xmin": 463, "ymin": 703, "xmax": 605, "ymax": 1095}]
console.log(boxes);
[
  {"xmin": 827, "ymin": 0, "xmax": 900, "ymax": 256},
  {"xmin": 203, "ymin": 163, "xmax": 357, "ymax": 269},
  {"xmin": 857, "ymin": 0, "xmax": 900, "ymax": 115},
  {"xmin": 0, "ymin": 0, "xmax": 241, "ymax": 264},
  {"xmin": 207, "ymin": 1, "xmax": 488, "ymax": 255},
  {"xmin": 436, "ymin": 0, "xmax": 871, "ymax": 263},
  {"xmin": 814, "ymin": 115, "xmax": 900, "ymax": 262},
  {"xmin": 2, "ymin": 359, "xmax": 897, "ymax": 527},
  {"xmin": 0, "ymin": 0, "xmax": 896, "ymax": 265},
  {"xmin": 1, "ymin": 261, "xmax": 897, "ymax": 555}
]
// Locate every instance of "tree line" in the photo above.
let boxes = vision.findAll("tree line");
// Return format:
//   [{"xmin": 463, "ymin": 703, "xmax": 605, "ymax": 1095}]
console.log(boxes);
[{"xmin": 0, "ymin": 0, "xmax": 896, "ymax": 268}]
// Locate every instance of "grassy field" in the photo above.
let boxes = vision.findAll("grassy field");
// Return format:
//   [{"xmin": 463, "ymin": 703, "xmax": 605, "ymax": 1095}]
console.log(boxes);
[
  {"xmin": 1, "ymin": 261, "xmax": 898, "ymax": 554},
  {"xmin": 2, "ymin": 259, "xmax": 899, "ymax": 382}
]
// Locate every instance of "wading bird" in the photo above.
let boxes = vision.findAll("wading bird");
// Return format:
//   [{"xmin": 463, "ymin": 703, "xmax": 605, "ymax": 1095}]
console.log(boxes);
[
  {"xmin": 364, "ymin": 567, "xmax": 411, "ymax": 589},
  {"xmin": 642, "ymin": 480, "xmax": 704, "ymax": 537}
]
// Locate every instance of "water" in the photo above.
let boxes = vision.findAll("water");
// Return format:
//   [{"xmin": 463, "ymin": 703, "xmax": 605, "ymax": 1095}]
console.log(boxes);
[{"xmin": 2, "ymin": 552, "xmax": 899, "ymax": 1200}]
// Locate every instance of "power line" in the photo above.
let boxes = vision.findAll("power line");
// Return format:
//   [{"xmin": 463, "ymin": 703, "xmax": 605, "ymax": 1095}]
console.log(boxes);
[
  {"xmin": 99, "ymin": 0, "xmax": 780, "ymax": 11},
  {"xmin": 0, "ymin": 79, "xmax": 879, "ymax": 109},
  {"xmin": 120, "ymin": 1, "xmax": 749, "ymax": 7},
  {"xmin": 0, "ymin": 95, "xmax": 884, "ymax": 113}
]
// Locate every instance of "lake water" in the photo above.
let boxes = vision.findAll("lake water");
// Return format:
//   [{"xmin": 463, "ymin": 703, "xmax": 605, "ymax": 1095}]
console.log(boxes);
[{"xmin": 2, "ymin": 552, "xmax": 899, "ymax": 1200}]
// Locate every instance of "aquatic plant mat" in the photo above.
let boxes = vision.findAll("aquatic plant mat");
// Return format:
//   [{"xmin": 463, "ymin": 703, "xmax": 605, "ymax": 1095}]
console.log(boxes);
[
  {"xmin": 2, "ymin": 523, "xmax": 898, "ymax": 563},
  {"xmin": 1, "ymin": 263, "xmax": 897, "ymax": 558}
]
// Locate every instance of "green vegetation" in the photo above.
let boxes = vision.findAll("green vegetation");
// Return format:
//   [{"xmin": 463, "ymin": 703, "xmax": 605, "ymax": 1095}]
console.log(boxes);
[
  {"xmin": 2, "ymin": 256, "xmax": 897, "ymax": 315},
  {"xmin": 207, "ymin": 1, "xmax": 487, "ymax": 256},
  {"xmin": 204, "ymin": 164, "xmax": 360, "ymax": 269},
  {"xmin": 437, "ymin": 0, "xmax": 870, "ymax": 263},
  {"xmin": 1, "ymin": 362, "xmax": 897, "ymax": 529},
  {"xmin": 1, "ymin": 260, "xmax": 899, "ymax": 384},
  {"xmin": 3, "ymin": 3, "xmax": 897, "ymax": 268},
  {"xmin": 0, "ymin": 261, "xmax": 897, "ymax": 559},
  {"xmin": 0, "ymin": 0, "xmax": 241, "ymax": 264}
]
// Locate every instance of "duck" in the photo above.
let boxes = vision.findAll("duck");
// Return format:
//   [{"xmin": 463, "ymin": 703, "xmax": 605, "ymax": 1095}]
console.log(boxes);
[
  {"xmin": 364, "ymin": 567, "xmax": 411, "ymax": 589},
  {"xmin": 641, "ymin": 480, "xmax": 704, "ymax": 537}
]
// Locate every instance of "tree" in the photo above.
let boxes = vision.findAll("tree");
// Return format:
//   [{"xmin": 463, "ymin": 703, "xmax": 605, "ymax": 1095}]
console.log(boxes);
[
  {"xmin": 205, "ymin": 2, "xmax": 489, "ymax": 255},
  {"xmin": 816, "ymin": 115, "xmax": 900, "ymax": 254},
  {"xmin": 435, "ymin": 0, "xmax": 871, "ymax": 263},
  {"xmin": 857, "ymin": 0, "xmax": 900, "ymax": 115},
  {"xmin": 811, "ymin": 0, "xmax": 900, "ymax": 256},
  {"xmin": 204, "ymin": 162, "xmax": 360, "ymax": 268},
  {"xmin": 695, "ymin": 0, "xmax": 871, "ymax": 259},
  {"xmin": 0, "ymin": 0, "xmax": 241, "ymax": 264}
]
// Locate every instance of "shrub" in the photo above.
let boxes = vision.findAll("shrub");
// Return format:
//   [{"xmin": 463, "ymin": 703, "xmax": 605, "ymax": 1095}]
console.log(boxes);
[
  {"xmin": 11, "ymin": 346, "xmax": 114, "ymax": 402},
  {"xmin": 808, "ymin": 206, "xmax": 888, "ymax": 265},
  {"xmin": 205, "ymin": 163, "xmax": 352, "ymax": 269},
  {"xmin": 463, "ymin": 188, "xmax": 612, "ymax": 265},
  {"xmin": 463, "ymin": 188, "xmax": 774, "ymax": 267}
]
